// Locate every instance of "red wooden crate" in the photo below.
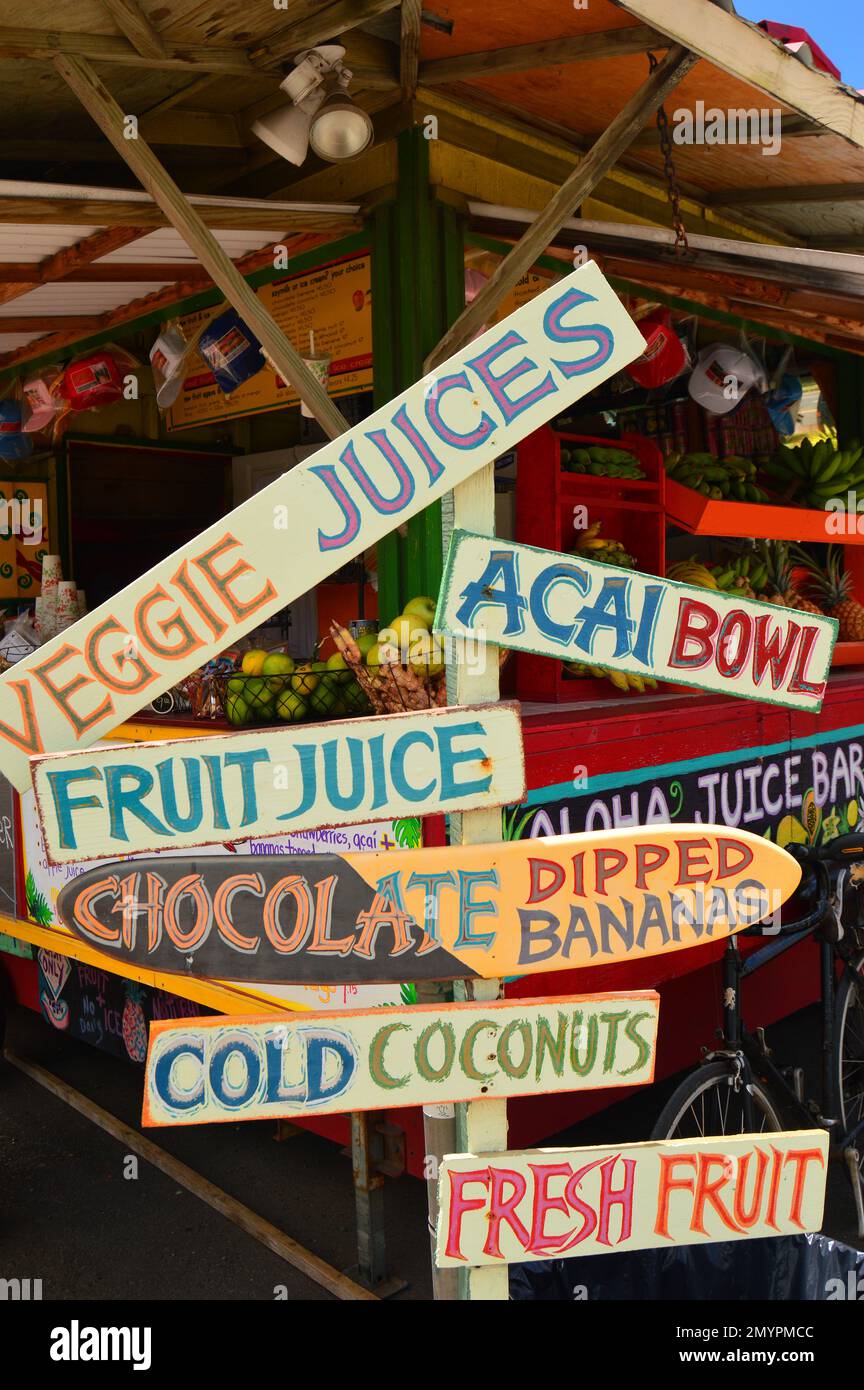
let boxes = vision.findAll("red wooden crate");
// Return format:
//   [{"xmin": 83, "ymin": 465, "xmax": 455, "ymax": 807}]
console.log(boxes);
[{"xmin": 515, "ymin": 425, "xmax": 665, "ymax": 702}]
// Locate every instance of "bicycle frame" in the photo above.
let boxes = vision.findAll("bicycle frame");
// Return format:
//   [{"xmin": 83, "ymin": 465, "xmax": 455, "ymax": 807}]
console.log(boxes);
[{"xmin": 720, "ymin": 924, "xmax": 864, "ymax": 1149}]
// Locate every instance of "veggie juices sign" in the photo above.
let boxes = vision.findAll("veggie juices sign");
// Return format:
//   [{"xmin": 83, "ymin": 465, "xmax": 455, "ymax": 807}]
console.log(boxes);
[
  {"xmin": 437, "ymin": 532, "xmax": 838, "ymax": 711},
  {"xmin": 0, "ymin": 264, "xmax": 644, "ymax": 792},
  {"xmin": 55, "ymin": 826, "xmax": 800, "ymax": 984},
  {"xmin": 141, "ymin": 992, "xmax": 660, "ymax": 1127},
  {"xmin": 435, "ymin": 1131, "xmax": 829, "ymax": 1267}
]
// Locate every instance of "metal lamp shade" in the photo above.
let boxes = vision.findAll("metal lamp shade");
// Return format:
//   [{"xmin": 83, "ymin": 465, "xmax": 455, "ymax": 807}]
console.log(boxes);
[
  {"xmin": 251, "ymin": 100, "xmax": 318, "ymax": 166},
  {"xmin": 309, "ymin": 92, "xmax": 373, "ymax": 162}
]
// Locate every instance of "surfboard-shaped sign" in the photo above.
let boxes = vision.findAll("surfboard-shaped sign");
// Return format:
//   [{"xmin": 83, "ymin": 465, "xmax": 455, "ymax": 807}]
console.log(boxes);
[
  {"xmin": 30, "ymin": 703, "xmax": 525, "ymax": 864},
  {"xmin": 55, "ymin": 825, "xmax": 800, "ymax": 984},
  {"xmin": 435, "ymin": 1130, "xmax": 829, "ymax": 1267},
  {"xmin": 0, "ymin": 263, "xmax": 643, "ymax": 793},
  {"xmin": 141, "ymin": 991, "xmax": 660, "ymax": 1127},
  {"xmin": 436, "ymin": 531, "xmax": 838, "ymax": 712}
]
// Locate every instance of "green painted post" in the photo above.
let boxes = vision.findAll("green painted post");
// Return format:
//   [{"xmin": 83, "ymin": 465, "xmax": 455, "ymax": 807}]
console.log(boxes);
[{"xmin": 371, "ymin": 127, "xmax": 466, "ymax": 623}]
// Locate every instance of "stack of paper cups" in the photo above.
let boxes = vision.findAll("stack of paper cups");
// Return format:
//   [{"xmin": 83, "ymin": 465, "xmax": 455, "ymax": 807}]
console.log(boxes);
[
  {"xmin": 56, "ymin": 581, "xmax": 78, "ymax": 632},
  {"xmin": 33, "ymin": 595, "xmax": 44, "ymax": 640},
  {"xmin": 40, "ymin": 554, "xmax": 62, "ymax": 639}
]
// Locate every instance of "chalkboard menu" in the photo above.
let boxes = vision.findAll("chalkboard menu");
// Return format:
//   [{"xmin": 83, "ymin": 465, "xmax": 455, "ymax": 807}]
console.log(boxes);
[
  {"xmin": 37, "ymin": 949, "xmax": 209, "ymax": 1061},
  {"xmin": 0, "ymin": 772, "xmax": 17, "ymax": 920}
]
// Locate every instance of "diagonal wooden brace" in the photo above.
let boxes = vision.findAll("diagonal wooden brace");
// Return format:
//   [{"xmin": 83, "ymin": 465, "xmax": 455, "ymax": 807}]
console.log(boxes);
[
  {"xmin": 424, "ymin": 44, "xmax": 698, "ymax": 371},
  {"xmin": 53, "ymin": 53, "xmax": 350, "ymax": 440}
]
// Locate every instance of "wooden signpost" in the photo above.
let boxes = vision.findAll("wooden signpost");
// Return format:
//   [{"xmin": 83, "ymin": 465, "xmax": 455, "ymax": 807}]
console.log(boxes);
[
  {"xmin": 435, "ymin": 1131, "xmax": 830, "ymax": 1267},
  {"xmin": 31, "ymin": 703, "xmax": 525, "ymax": 864},
  {"xmin": 0, "ymin": 263, "xmax": 643, "ymax": 793},
  {"xmin": 436, "ymin": 531, "xmax": 838, "ymax": 712},
  {"xmin": 141, "ymin": 991, "xmax": 660, "ymax": 1127},
  {"xmin": 55, "ymin": 826, "xmax": 801, "ymax": 983}
]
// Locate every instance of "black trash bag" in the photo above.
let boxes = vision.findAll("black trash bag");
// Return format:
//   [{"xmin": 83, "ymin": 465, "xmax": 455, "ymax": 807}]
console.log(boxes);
[{"xmin": 510, "ymin": 1233, "xmax": 864, "ymax": 1301}]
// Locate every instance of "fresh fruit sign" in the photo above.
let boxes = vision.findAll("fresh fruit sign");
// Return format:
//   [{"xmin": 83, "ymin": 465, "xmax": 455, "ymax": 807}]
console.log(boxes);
[
  {"xmin": 0, "ymin": 263, "xmax": 644, "ymax": 792},
  {"xmin": 435, "ymin": 1131, "xmax": 829, "ymax": 1267},
  {"xmin": 54, "ymin": 826, "xmax": 800, "ymax": 983},
  {"xmin": 141, "ymin": 991, "xmax": 660, "ymax": 1126},
  {"xmin": 31, "ymin": 703, "xmax": 525, "ymax": 863},
  {"xmin": 437, "ymin": 531, "xmax": 838, "ymax": 711}
]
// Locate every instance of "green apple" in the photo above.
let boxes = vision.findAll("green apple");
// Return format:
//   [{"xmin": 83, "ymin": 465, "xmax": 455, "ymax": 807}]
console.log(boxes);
[
  {"xmin": 262, "ymin": 651, "xmax": 295, "ymax": 691},
  {"xmin": 226, "ymin": 691, "xmax": 250, "ymax": 726},
  {"xmin": 309, "ymin": 683, "xmax": 339, "ymax": 719},
  {"xmin": 403, "ymin": 596, "xmax": 436, "ymax": 630},
  {"xmin": 326, "ymin": 650, "xmax": 352, "ymax": 684},
  {"xmin": 408, "ymin": 631, "xmax": 445, "ymax": 677},
  {"xmin": 291, "ymin": 662, "xmax": 320, "ymax": 695},
  {"xmin": 276, "ymin": 689, "xmax": 307, "ymax": 722},
  {"xmin": 356, "ymin": 631, "xmax": 377, "ymax": 660},
  {"xmin": 244, "ymin": 675, "xmax": 274, "ymax": 707}
]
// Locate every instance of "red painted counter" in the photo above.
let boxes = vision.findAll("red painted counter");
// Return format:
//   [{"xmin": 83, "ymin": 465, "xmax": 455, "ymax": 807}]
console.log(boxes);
[{"xmin": 5, "ymin": 673, "xmax": 860, "ymax": 1176}]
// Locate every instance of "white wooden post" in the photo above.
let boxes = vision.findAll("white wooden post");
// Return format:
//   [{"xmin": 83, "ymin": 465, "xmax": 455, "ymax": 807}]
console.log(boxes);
[{"xmin": 442, "ymin": 463, "xmax": 509, "ymax": 1301}]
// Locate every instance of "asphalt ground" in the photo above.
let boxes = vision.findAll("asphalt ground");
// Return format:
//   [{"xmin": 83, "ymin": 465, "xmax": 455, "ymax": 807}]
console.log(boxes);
[{"xmin": 0, "ymin": 999, "xmax": 861, "ymax": 1302}]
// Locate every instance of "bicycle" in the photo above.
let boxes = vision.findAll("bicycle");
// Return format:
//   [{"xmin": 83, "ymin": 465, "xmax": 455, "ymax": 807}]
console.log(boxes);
[{"xmin": 650, "ymin": 830, "xmax": 864, "ymax": 1236}]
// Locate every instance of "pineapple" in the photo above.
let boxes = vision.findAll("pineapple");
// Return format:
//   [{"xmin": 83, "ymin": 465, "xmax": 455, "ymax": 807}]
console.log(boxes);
[
  {"xmin": 794, "ymin": 544, "xmax": 864, "ymax": 640},
  {"xmin": 121, "ymin": 983, "xmax": 148, "ymax": 1063},
  {"xmin": 758, "ymin": 541, "xmax": 824, "ymax": 616}
]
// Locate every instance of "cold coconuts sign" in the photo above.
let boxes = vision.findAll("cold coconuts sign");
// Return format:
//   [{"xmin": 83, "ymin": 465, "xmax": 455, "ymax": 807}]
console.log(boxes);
[
  {"xmin": 141, "ymin": 992, "xmax": 660, "ymax": 1126},
  {"xmin": 0, "ymin": 264, "xmax": 644, "ymax": 792}
]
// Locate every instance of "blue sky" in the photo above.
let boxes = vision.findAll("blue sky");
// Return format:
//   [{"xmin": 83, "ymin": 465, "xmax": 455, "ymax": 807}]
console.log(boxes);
[{"xmin": 734, "ymin": 1, "xmax": 864, "ymax": 89}]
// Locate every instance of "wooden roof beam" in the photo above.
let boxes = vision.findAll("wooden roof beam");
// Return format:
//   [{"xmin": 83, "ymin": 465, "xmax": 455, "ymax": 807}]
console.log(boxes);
[
  {"xmin": 0, "ymin": 27, "xmax": 263, "ymax": 76},
  {"xmin": 426, "ymin": 44, "xmax": 699, "ymax": 368},
  {"xmin": 613, "ymin": 0, "xmax": 864, "ymax": 150},
  {"xmin": 419, "ymin": 23, "xmax": 667, "ymax": 85},
  {"xmin": 252, "ymin": 0, "xmax": 401, "ymax": 66},
  {"xmin": 98, "ymin": 0, "xmax": 167, "ymax": 61},
  {"xmin": 0, "ymin": 192, "xmax": 361, "ymax": 233},
  {"xmin": 706, "ymin": 182, "xmax": 864, "ymax": 207},
  {"xmin": 401, "ymin": 0, "xmax": 422, "ymax": 99},
  {"xmin": 0, "ymin": 263, "xmax": 213, "ymax": 285}
]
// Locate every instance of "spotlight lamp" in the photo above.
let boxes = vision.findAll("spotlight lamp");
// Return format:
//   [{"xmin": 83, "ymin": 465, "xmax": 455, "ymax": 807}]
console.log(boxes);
[{"xmin": 251, "ymin": 44, "xmax": 374, "ymax": 166}]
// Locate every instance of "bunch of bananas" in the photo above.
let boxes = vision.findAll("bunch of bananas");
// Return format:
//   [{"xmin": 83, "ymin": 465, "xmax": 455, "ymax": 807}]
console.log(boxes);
[
  {"xmin": 562, "ymin": 444, "xmax": 644, "ymax": 478},
  {"xmin": 572, "ymin": 521, "xmax": 637, "ymax": 569},
  {"xmin": 664, "ymin": 452, "xmax": 769, "ymax": 503},
  {"xmin": 708, "ymin": 552, "xmax": 766, "ymax": 597},
  {"xmin": 763, "ymin": 436, "xmax": 864, "ymax": 510},
  {"xmin": 667, "ymin": 552, "xmax": 765, "ymax": 598},
  {"xmin": 666, "ymin": 557, "xmax": 719, "ymax": 590},
  {"xmin": 565, "ymin": 660, "xmax": 658, "ymax": 694}
]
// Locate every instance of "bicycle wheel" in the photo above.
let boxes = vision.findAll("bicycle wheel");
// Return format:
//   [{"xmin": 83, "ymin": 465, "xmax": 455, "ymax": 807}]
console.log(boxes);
[
  {"xmin": 835, "ymin": 956, "xmax": 864, "ymax": 1144},
  {"xmin": 650, "ymin": 1059, "xmax": 784, "ymax": 1141}
]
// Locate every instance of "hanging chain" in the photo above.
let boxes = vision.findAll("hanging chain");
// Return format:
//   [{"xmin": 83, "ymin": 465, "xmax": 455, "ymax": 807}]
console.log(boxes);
[{"xmin": 648, "ymin": 51, "xmax": 690, "ymax": 256}]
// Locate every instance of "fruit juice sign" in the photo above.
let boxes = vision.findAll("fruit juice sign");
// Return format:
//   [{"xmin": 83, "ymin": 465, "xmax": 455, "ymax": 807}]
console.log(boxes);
[
  {"xmin": 31, "ymin": 703, "xmax": 525, "ymax": 863},
  {"xmin": 437, "ymin": 532, "xmax": 838, "ymax": 711},
  {"xmin": 141, "ymin": 991, "xmax": 660, "ymax": 1126},
  {"xmin": 435, "ymin": 1131, "xmax": 829, "ymax": 1267},
  {"xmin": 54, "ymin": 825, "xmax": 801, "ymax": 984},
  {"xmin": 0, "ymin": 263, "xmax": 644, "ymax": 793}
]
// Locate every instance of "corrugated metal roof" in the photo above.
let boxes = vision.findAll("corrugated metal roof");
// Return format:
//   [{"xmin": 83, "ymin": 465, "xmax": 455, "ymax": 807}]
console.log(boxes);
[
  {"xmin": 96, "ymin": 228, "xmax": 291, "ymax": 263},
  {"xmin": 0, "ymin": 225, "xmax": 100, "ymax": 260}
]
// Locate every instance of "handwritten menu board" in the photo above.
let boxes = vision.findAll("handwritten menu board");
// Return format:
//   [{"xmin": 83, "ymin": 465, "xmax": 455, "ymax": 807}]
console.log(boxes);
[
  {"xmin": 0, "ymin": 772, "xmax": 17, "ymax": 920},
  {"xmin": 167, "ymin": 252, "xmax": 373, "ymax": 430},
  {"xmin": 37, "ymin": 948, "xmax": 205, "ymax": 1061}
]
